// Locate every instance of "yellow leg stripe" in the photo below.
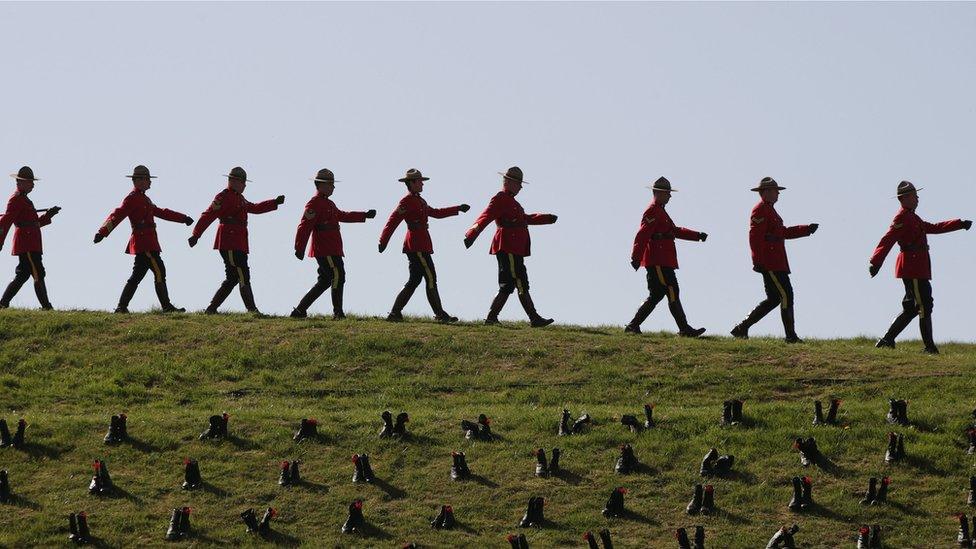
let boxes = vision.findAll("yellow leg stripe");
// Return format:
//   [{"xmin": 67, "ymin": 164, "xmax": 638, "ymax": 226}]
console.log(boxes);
[
  {"xmin": 26, "ymin": 253, "xmax": 39, "ymax": 280},
  {"xmin": 227, "ymin": 251, "xmax": 245, "ymax": 285},
  {"xmin": 326, "ymin": 256, "xmax": 340, "ymax": 290},
  {"xmin": 418, "ymin": 253, "xmax": 435, "ymax": 290},
  {"xmin": 147, "ymin": 253, "xmax": 163, "ymax": 283},
  {"xmin": 769, "ymin": 271, "xmax": 789, "ymax": 310},
  {"xmin": 509, "ymin": 254, "xmax": 525, "ymax": 295},
  {"xmin": 655, "ymin": 266, "xmax": 676, "ymax": 303},
  {"xmin": 913, "ymin": 279, "xmax": 925, "ymax": 319}
]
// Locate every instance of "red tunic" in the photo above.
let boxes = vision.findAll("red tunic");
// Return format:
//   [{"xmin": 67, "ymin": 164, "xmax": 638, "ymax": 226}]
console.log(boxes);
[
  {"xmin": 192, "ymin": 188, "xmax": 278, "ymax": 253},
  {"xmin": 97, "ymin": 189, "xmax": 190, "ymax": 254},
  {"xmin": 379, "ymin": 193, "xmax": 460, "ymax": 254},
  {"xmin": 870, "ymin": 207, "xmax": 963, "ymax": 280},
  {"xmin": 631, "ymin": 201, "xmax": 700, "ymax": 269},
  {"xmin": 0, "ymin": 192, "xmax": 53, "ymax": 254},
  {"xmin": 464, "ymin": 191, "xmax": 555, "ymax": 256},
  {"xmin": 294, "ymin": 193, "xmax": 367, "ymax": 257},
  {"xmin": 749, "ymin": 200, "xmax": 813, "ymax": 273}
]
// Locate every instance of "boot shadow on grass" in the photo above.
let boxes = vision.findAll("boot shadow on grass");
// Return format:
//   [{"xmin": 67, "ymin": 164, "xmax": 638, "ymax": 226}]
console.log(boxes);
[
  {"xmin": 225, "ymin": 434, "xmax": 259, "ymax": 451},
  {"xmin": 614, "ymin": 509, "xmax": 657, "ymax": 525},
  {"xmin": 904, "ymin": 454, "xmax": 947, "ymax": 476},
  {"xmin": 553, "ymin": 468, "xmax": 585, "ymax": 486},
  {"xmin": 126, "ymin": 436, "xmax": 162, "ymax": 454},
  {"xmin": 811, "ymin": 455, "xmax": 851, "ymax": 477},
  {"xmin": 468, "ymin": 473, "xmax": 499, "ymax": 488},
  {"xmin": 6, "ymin": 494, "xmax": 41, "ymax": 510},
  {"xmin": 716, "ymin": 508, "xmax": 752, "ymax": 525},
  {"xmin": 370, "ymin": 478, "xmax": 407, "ymax": 499},
  {"xmin": 718, "ymin": 469, "xmax": 758, "ymax": 484},
  {"xmin": 262, "ymin": 529, "xmax": 301, "ymax": 546},
  {"xmin": 356, "ymin": 521, "xmax": 394, "ymax": 540},
  {"xmin": 21, "ymin": 441, "xmax": 66, "ymax": 460},
  {"xmin": 292, "ymin": 479, "xmax": 329, "ymax": 494},
  {"xmin": 805, "ymin": 503, "xmax": 850, "ymax": 522},
  {"xmin": 200, "ymin": 481, "xmax": 229, "ymax": 497},
  {"xmin": 886, "ymin": 499, "xmax": 922, "ymax": 516},
  {"xmin": 101, "ymin": 484, "xmax": 142, "ymax": 504}
]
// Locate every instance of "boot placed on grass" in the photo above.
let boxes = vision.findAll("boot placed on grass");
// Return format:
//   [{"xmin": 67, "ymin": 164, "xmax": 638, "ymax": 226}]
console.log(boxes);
[
  {"xmin": 856, "ymin": 525, "xmax": 870, "ymax": 549},
  {"xmin": 794, "ymin": 437, "xmax": 819, "ymax": 467},
  {"xmin": 352, "ymin": 454, "xmax": 366, "ymax": 483},
  {"xmin": 787, "ymin": 476, "xmax": 803, "ymax": 511},
  {"xmin": 602, "ymin": 487, "xmax": 626, "ymax": 518},
  {"xmin": 860, "ymin": 477, "xmax": 878, "ymax": 505},
  {"xmin": 884, "ymin": 432, "xmax": 900, "ymax": 463},
  {"xmin": 341, "ymin": 500, "xmax": 364, "ymax": 534},
  {"xmin": 199, "ymin": 413, "xmax": 228, "ymax": 440},
  {"xmin": 278, "ymin": 460, "xmax": 292, "ymax": 486},
  {"xmin": 103, "ymin": 414, "xmax": 128, "ymax": 444},
  {"xmin": 534, "ymin": 448, "xmax": 549, "ymax": 478},
  {"xmin": 258, "ymin": 507, "xmax": 275, "ymax": 534},
  {"xmin": 0, "ymin": 419, "xmax": 10, "ymax": 447},
  {"xmin": 700, "ymin": 448, "xmax": 719, "ymax": 476},
  {"xmin": 519, "ymin": 497, "xmax": 538, "ymax": 528},
  {"xmin": 764, "ymin": 524, "xmax": 798, "ymax": 549},
  {"xmin": 289, "ymin": 460, "xmax": 301, "ymax": 484},
  {"xmin": 968, "ymin": 476, "xmax": 976, "ymax": 506},
  {"xmin": 966, "ymin": 428, "xmax": 976, "ymax": 455},
  {"xmin": 620, "ymin": 414, "xmax": 641, "ymax": 433},
  {"xmin": 379, "ymin": 411, "xmax": 394, "ymax": 438},
  {"xmin": 869, "ymin": 525, "xmax": 882, "ymax": 548},
  {"xmin": 686, "ymin": 484, "xmax": 703, "ymax": 514},
  {"xmin": 88, "ymin": 460, "xmax": 112, "ymax": 495},
  {"xmin": 615, "ymin": 444, "xmax": 638, "ymax": 475},
  {"xmin": 800, "ymin": 476, "xmax": 813, "ymax": 510},
  {"xmin": 693, "ymin": 525, "xmax": 705, "ymax": 549},
  {"xmin": 0, "ymin": 469, "xmax": 10, "ymax": 503},
  {"xmin": 872, "ymin": 476, "xmax": 889, "ymax": 505},
  {"xmin": 826, "ymin": 398, "xmax": 841, "ymax": 424},
  {"xmin": 812, "ymin": 400, "xmax": 825, "ymax": 426},
  {"xmin": 675, "ymin": 527, "xmax": 692, "ymax": 549},
  {"xmin": 549, "ymin": 448, "xmax": 561, "ymax": 474},
  {"xmin": 600, "ymin": 529, "xmax": 614, "ymax": 549},
  {"xmin": 451, "ymin": 451, "xmax": 470, "ymax": 481},
  {"xmin": 182, "ymin": 459, "xmax": 201, "ymax": 490},
  {"xmin": 165, "ymin": 508, "xmax": 183, "ymax": 541},
  {"xmin": 75, "ymin": 511, "xmax": 91, "ymax": 545},
  {"xmin": 731, "ymin": 399, "xmax": 744, "ymax": 424},
  {"xmin": 558, "ymin": 409, "xmax": 571, "ymax": 436},
  {"xmin": 241, "ymin": 508, "xmax": 260, "ymax": 533},
  {"xmin": 360, "ymin": 454, "xmax": 376, "ymax": 482},
  {"xmin": 571, "ymin": 413, "xmax": 591, "ymax": 434},
  {"xmin": 701, "ymin": 484, "xmax": 715, "ymax": 515},
  {"xmin": 11, "ymin": 419, "xmax": 25, "ymax": 449},
  {"xmin": 958, "ymin": 514, "xmax": 972, "ymax": 547},
  {"xmin": 643, "ymin": 404, "xmax": 656, "ymax": 429},
  {"xmin": 393, "ymin": 412, "xmax": 410, "ymax": 438},
  {"xmin": 584, "ymin": 531, "xmax": 600, "ymax": 549},
  {"xmin": 179, "ymin": 507, "xmax": 191, "ymax": 538},
  {"xmin": 721, "ymin": 401, "xmax": 734, "ymax": 426},
  {"xmin": 713, "ymin": 454, "xmax": 735, "ymax": 476},
  {"xmin": 896, "ymin": 433, "xmax": 906, "ymax": 460},
  {"xmin": 293, "ymin": 418, "xmax": 318, "ymax": 442}
]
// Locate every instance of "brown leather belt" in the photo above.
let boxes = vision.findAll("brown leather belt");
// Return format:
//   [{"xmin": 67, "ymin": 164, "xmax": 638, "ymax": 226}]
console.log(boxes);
[
  {"xmin": 14, "ymin": 222, "xmax": 39, "ymax": 228},
  {"xmin": 900, "ymin": 243, "xmax": 929, "ymax": 252},
  {"xmin": 314, "ymin": 223, "xmax": 339, "ymax": 231},
  {"xmin": 220, "ymin": 218, "xmax": 246, "ymax": 226},
  {"xmin": 765, "ymin": 234, "xmax": 784, "ymax": 242},
  {"xmin": 498, "ymin": 220, "xmax": 528, "ymax": 228},
  {"xmin": 133, "ymin": 222, "xmax": 156, "ymax": 230},
  {"xmin": 651, "ymin": 233, "xmax": 675, "ymax": 241},
  {"xmin": 406, "ymin": 222, "xmax": 428, "ymax": 230}
]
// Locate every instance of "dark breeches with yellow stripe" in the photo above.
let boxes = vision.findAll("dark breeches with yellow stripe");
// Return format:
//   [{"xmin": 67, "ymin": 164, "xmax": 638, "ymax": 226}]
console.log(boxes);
[
  {"xmin": 206, "ymin": 250, "xmax": 259, "ymax": 313},
  {"xmin": 626, "ymin": 265, "xmax": 694, "ymax": 331},
  {"xmin": 389, "ymin": 252, "xmax": 451, "ymax": 318},
  {"xmin": 0, "ymin": 252, "xmax": 51, "ymax": 309},
  {"xmin": 496, "ymin": 252, "xmax": 529, "ymax": 296},
  {"xmin": 879, "ymin": 278, "xmax": 936, "ymax": 348},
  {"xmin": 292, "ymin": 256, "xmax": 345, "ymax": 315},
  {"xmin": 736, "ymin": 270, "xmax": 798, "ymax": 339},
  {"xmin": 116, "ymin": 251, "xmax": 179, "ymax": 311}
]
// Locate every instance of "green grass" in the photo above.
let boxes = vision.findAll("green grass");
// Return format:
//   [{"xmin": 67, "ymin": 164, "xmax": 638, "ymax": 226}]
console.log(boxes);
[{"xmin": 0, "ymin": 309, "xmax": 973, "ymax": 547}]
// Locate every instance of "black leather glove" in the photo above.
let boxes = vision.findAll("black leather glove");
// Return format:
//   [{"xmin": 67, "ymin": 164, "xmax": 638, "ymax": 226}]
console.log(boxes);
[
  {"xmin": 458, "ymin": 204, "xmax": 470, "ymax": 213},
  {"xmin": 463, "ymin": 236, "xmax": 474, "ymax": 249},
  {"xmin": 699, "ymin": 232, "xmax": 708, "ymax": 242},
  {"xmin": 869, "ymin": 264, "xmax": 880, "ymax": 278},
  {"xmin": 809, "ymin": 223, "xmax": 819, "ymax": 234},
  {"xmin": 378, "ymin": 242, "xmax": 387, "ymax": 253},
  {"xmin": 275, "ymin": 195, "xmax": 285, "ymax": 205},
  {"xmin": 184, "ymin": 216, "xmax": 194, "ymax": 226},
  {"xmin": 365, "ymin": 209, "xmax": 376, "ymax": 219},
  {"xmin": 48, "ymin": 206, "xmax": 62, "ymax": 217},
  {"xmin": 963, "ymin": 220, "xmax": 972, "ymax": 230},
  {"xmin": 631, "ymin": 259, "xmax": 640, "ymax": 271},
  {"xmin": 295, "ymin": 250, "xmax": 304, "ymax": 260},
  {"xmin": 93, "ymin": 234, "xmax": 104, "ymax": 244},
  {"xmin": 188, "ymin": 235, "xmax": 198, "ymax": 248},
  {"xmin": 550, "ymin": 214, "xmax": 558, "ymax": 223},
  {"xmin": 752, "ymin": 264, "xmax": 762, "ymax": 274}
]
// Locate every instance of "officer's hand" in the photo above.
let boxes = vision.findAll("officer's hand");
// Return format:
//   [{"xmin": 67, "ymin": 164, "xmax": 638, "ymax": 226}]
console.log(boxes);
[
  {"xmin": 699, "ymin": 232, "xmax": 708, "ymax": 242},
  {"xmin": 378, "ymin": 242, "xmax": 387, "ymax": 253},
  {"xmin": 550, "ymin": 214, "xmax": 558, "ymax": 223},
  {"xmin": 809, "ymin": 223, "xmax": 819, "ymax": 234},
  {"xmin": 463, "ymin": 236, "xmax": 474, "ymax": 249},
  {"xmin": 275, "ymin": 195, "xmax": 285, "ymax": 205},
  {"xmin": 93, "ymin": 234, "xmax": 104, "ymax": 244},
  {"xmin": 188, "ymin": 235, "xmax": 198, "ymax": 248},
  {"xmin": 869, "ymin": 264, "xmax": 881, "ymax": 278},
  {"xmin": 295, "ymin": 250, "xmax": 304, "ymax": 260},
  {"xmin": 631, "ymin": 259, "xmax": 640, "ymax": 271},
  {"xmin": 963, "ymin": 220, "xmax": 973, "ymax": 230},
  {"xmin": 184, "ymin": 216, "xmax": 194, "ymax": 226},
  {"xmin": 48, "ymin": 206, "xmax": 62, "ymax": 217},
  {"xmin": 365, "ymin": 209, "xmax": 376, "ymax": 219},
  {"xmin": 752, "ymin": 264, "xmax": 762, "ymax": 273},
  {"xmin": 458, "ymin": 204, "xmax": 470, "ymax": 213}
]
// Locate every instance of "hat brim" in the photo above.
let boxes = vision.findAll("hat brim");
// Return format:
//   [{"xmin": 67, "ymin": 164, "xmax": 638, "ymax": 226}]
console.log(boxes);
[
  {"xmin": 10, "ymin": 174, "xmax": 40, "ymax": 181},
  {"xmin": 399, "ymin": 177, "xmax": 430, "ymax": 182},
  {"xmin": 312, "ymin": 178, "xmax": 341, "ymax": 183},
  {"xmin": 647, "ymin": 186, "xmax": 677, "ymax": 192},
  {"xmin": 126, "ymin": 175, "xmax": 158, "ymax": 179},
  {"xmin": 894, "ymin": 187, "xmax": 922, "ymax": 198},
  {"xmin": 223, "ymin": 174, "xmax": 253, "ymax": 182},
  {"xmin": 751, "ymin": 185, "xmax": 786, "ymax": 191},
  {"xmin": 498, "ymin": 172, "xmax": 528, "ymax": 184}
]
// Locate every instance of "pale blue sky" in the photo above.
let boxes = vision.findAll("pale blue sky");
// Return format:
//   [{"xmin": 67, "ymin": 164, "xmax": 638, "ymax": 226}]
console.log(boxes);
[{"xmin": 1, "ymin": 2, "xmax": 974, "ymax": 341}]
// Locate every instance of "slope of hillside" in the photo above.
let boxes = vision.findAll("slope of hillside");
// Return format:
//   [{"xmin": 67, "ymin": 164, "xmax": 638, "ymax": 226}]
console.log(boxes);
[{"xmin": 0, "ymin": 310, "xmax": 973, "ymax": 547}]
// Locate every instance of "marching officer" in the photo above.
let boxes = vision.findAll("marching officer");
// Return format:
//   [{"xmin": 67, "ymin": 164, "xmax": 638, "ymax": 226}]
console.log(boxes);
[
  {"xmin": 291, "ymin": 168, "xmax": 375, "ymax": 319},
  {"xmin": 190, "ymin": 166, "xmax": 284, "ymax": 315},
  {"xmin": 379, "ymin": 168, "xmax": 469, "ymax": 323},
  {"xmin": 464, "ymin": 166, "xmax": 557, "ymax": 327},
  {"xmin": 94, "ymin": 165, "xmax": 193, "ymax": 313},
  {"xmin": 869, "ymin": 181, "xmax": 970, "ymax": 353},
  {"xmin": 625, "ymin": 176, "xmax": 707, "ymax": 337},
  {"xmin": 0, "ymin": 166, "xmax": 60, "ymax": 309},
  {"xmin": 731, "ymin": 177, "xmax": 818, "ymax": 342}
]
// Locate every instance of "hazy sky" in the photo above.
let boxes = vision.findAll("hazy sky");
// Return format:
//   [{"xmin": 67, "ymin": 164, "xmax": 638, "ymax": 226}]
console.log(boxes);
[{"xmin": 1, "ymin": 2, "xmax": 974, "ymax": 341}]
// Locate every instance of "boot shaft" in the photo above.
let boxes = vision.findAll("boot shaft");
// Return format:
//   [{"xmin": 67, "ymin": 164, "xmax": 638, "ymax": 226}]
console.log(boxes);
[
  {"xmin": 76, "ymin": 512, "xmax": 91, "ymax": 541},
  {"xmin": 788, "ymin": 476, "xmax": 803, "ymax": 510},
  {"xmin": 0, "ymin": 469, "xmax": 10, "ymax": 503},
  {"xmin": 179, "ymin": 507, "xmax": 191, "ymax": 535},
  {"xmin": 352, "ymin": 454, "xmax": 365, "ymax": 483},
  {"xmin": 549, "ymin": 448, "xmax": 561, "ymax": 472},
  {"xmin": 700, "ymin": 448, "xmax": 719, "ymax": 476},
  {"xmin": 259, "ymin": 508, "xmax": 275, "ymax": 533},
  {"xmin": 701, "ymin": 484, "xmax": 715, "ymax": 514},
  {"xmin": 584, "ymin": 532, "xmax": 600, "ymax": 549},
  {"xmin": 721, "ymin": 401, "xmax": 733, "ymax": 425},
  {"xmin": 278, "ymin": 460, "xmax": 292, "ymax": 486},
  {"xmin": 873, "ymin": 477, "xmax": 889, "ymax": 504},
  {"xmin": 603, "ymin": 488, "xmax": 625, "ymax": 517},
  {"xmin": 599, "ymin": 529, "xmax": 614, "ymax": 549},
  {"xmin": 379, "ymin": 411, "xmax": 394, "ymax": 438},
  {"xmin": 289, "ymin": 460, "xmax": 301, "ymax": 483},
  {"xmin": 687, "ymin": 484, "xmax": 703, "ymax": 514},
  {"xmin": 643, "ymin": 404, "xmax": 655, "ymax": 428},
  {"xmin": 558, "ymin": 409, "xmax": 571, "ymax": 436},
  {"xmin": 693, "ymin": 526, "xmax": 705, "ymax": 549},
  {"xmin": 731, "ymin": 400, "xmax": 744, "ymax": 423},
  {"xmin": 165, "ymin": 508, "xmax": 183, "ymax": 540},
  {"xmin": 856, "ymin": 526, "xmax": 870, "ymax": 549},
  {"xmin": 0, "ymin": 419, "xmax": 10, "ymax": 446},
  {"xmin": 441, "ymin": 505, "xmax": 455, "ymax": 529},
  {"xmin": 360, "ymin": 453, "xmax": 375, "ymax": 482},
  {"xmin": 12, "ymin": 419, "xmax": 25, "ymax": 447},
  {"xmin": 958, "ymin": 514, "xmax": 971, "ymax": 543},
  {"xmin": 393, "ymin": 412, "xmax": 409, "ymax": 436},
  {"xmin": 676, "ymin": 528, "xmax": 692, "ymax": 549},
  {"xmin": 812, "ymin": 400, "xmax": 824, "ymax": 425},
  {"xmin": 826, "ymin": 399, "xmax": 840, "ymax": 424},
  {"xmin": 801, "ymin": 477, "xmax": 813, "ymax": 507},
  {"xmin": 534, "ymin": 449, "xmax": 548, "ymax": 477},
  {"xmin": 241, "ymin": 508, "xmax": 259, "ymax": 533},
  {"xmin": 860, "ymin": 477, "xmax": 877, "ymax": 505}
]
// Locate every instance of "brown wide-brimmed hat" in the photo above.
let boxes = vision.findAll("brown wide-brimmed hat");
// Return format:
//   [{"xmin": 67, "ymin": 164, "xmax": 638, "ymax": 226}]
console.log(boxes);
[
  {"xmin": 10, "ymin": 166, "xmax": 39, "ymax": 181},
  {"xmin": 224, "ymin": 166, "xmax": 252, "ymax": 182},
  {"xmin": 398, "ymin": 168, "xmax": 429, "ymax": 183},
  {"xmin": 894, "ymin": 180, "xmax": 922, "ymax": 198},
  {"xmin": 498, "ymin": 166, "xmax": 528, "ymax": 184},
  {"xmin": 751, "ymin": 176, "xmax": 786, "ymax": 192},
  {"xmin": 125, "ymin": 165, "xmax": 157, "ymax": 180},
  {"xmin": 647, "ymin": 176, "xmax": 677, "ymax": 192},
  {"xmin": 312, "ymin": 168, "xmax": 340, "ymax": 184}
]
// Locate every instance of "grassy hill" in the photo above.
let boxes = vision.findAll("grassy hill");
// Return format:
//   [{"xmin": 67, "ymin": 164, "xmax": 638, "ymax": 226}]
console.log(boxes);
[{"xmin": 0, "ymin": 310, "xmax": 973, "ymax": 547}]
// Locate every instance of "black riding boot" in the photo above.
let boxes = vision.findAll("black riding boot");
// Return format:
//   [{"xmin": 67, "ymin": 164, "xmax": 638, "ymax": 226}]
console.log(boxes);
[
  {"xmin": 919, "ymin": 316, "xmax": 938, "ymax": 354},
  {"xmin": 669, "ymin": 299, "xmax": 705, "ymax": 337},
  {"xmin": 426, "ymin": 285, "xmax": 456, "ymax": 322},
  {"xmin": 206, "ymin": 280, "xmax": 236, "ymax": 314},
  {"xmin": 154, "ymin": 281, "xmax": 184, "ymax": 312},
  {"xmin": 387, "ymin": 285, "xmax": 416, "ymax": 321},
  {"xmin": 878, "ymin": 310, "xmax": 916, "ymax": 348},
  {"xmin": 625, "ymin": 297, "xmax": 657, "ymax": 333},
  {"xmin": 115, "ymin": 278, "xmax": 140, "ymax": 313},
  {"xmin": 781, "ymin": 306, "xmax": 802, "ymax": 343},
  {"xmin": 731, "ymin": 300, "xmax": 778, "ymax": 338},
  {"xmin": 292, "ymin": 281, "xmax": 328, "ymax": 317},
  {"xmin": 239, "ymin": 283, "xmax": 260, "ymax": 313},
  {"xmin": 34, "ymin": 279, "xmax": 53, "ymax": 310},
  {"xmin": 518, "ymin": 291, "xmax": 553, "ymax": 327},
  {"xmin": 0, "ymin": 273, "xmax": 29, "ymax": 308},
  {"xmin": 331, "ymin": 286, "xmax": 345, "ymax": 319},
  {"xmin": 485, "ymin": 290, "xmax": 510, "ymax": 324}
]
